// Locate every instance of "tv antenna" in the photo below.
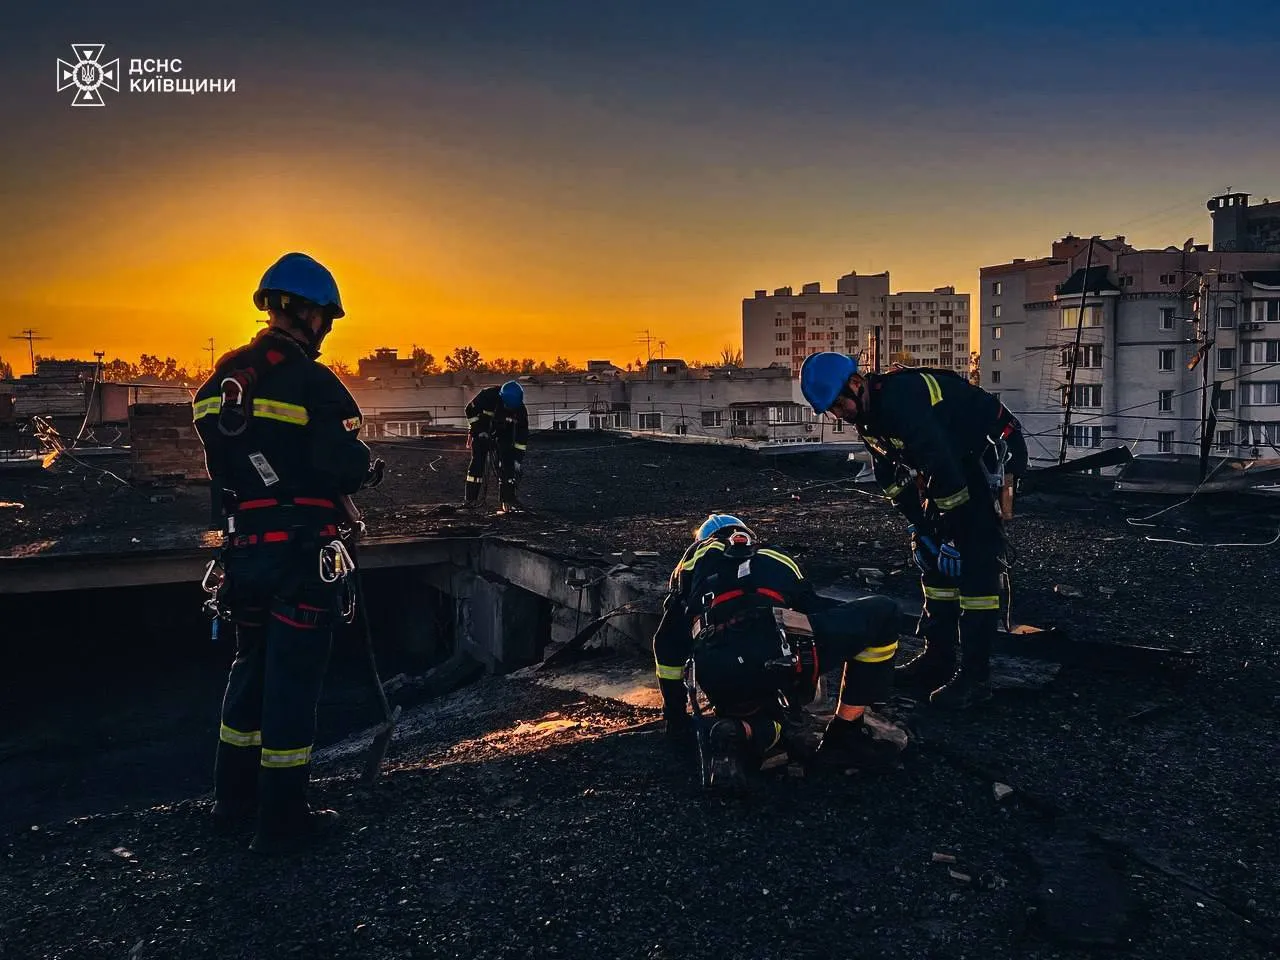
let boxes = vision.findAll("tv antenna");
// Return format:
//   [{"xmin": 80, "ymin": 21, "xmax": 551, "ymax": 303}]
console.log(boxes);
[
  {"xmin": 636, "ymin": 329, "xmax": 658, "ymax": 363},
  {"xmin": 9, "ymin": 328, "xmax": 50, "ymax": 375}
]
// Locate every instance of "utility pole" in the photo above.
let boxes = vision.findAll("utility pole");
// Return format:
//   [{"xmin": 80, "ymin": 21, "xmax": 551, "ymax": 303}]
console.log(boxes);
[
  {"xmin": 1058, "ymin": 237, "xmax": 1097, "ymax": 465},
  {"xmin": 658, "ymin": 339, "xmax": 666, "ymax": 359},
  {"xmin": 207, "ymin": 337, "xmax": 216, "ymax": 370},
  {"xmin": 9, "ymin": 329, "xmax": 50, "ymax": 375}
]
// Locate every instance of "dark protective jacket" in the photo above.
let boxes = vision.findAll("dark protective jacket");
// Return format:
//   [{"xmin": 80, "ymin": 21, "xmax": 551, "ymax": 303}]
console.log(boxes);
[
  {"xmin": 856, "ymin": 367, "xmax": 1018, "ymax": 528},
  {"xmin": 653, "ymin": 535, "xmax": 825, "ymax": 713},
  {"xmin": 465, "ymin": 386, "xmax": 529, "ymax": 462},
  {"xmin": 193, "ymin": 329, "xmax": 371, "ymax": 525}
]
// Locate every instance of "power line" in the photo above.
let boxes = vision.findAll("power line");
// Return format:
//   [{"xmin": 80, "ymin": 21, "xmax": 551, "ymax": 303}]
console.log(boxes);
[{"xmin": 8, "ymin": 329, "xmax": 50, "ymax": 375}]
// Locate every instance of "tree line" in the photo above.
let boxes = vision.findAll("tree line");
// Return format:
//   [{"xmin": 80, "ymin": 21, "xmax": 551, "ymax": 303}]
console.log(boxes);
[{"xmin": 329, "ymin": 344, "xmax": 747, "ymax": 378}]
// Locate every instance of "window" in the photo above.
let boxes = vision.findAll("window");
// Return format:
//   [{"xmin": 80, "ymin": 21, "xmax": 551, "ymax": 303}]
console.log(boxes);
[
  {"xmin": 1159, "ymin": 274, "xmax": 1179, "ymax": 285},
  {"xmin": 993, "ymin": 325, "xmax": 1003, "ymax": 340},
  {"xmin": 1220, "ymin": 273, "xmax": 1236, "ymax": 283},
  {"xmin": 1243, "ymin": 340, "xmax": 1280, "ymax": 364},
  {"xmin": 1158, "ymin": 349, "xmax": 1175, "ymax": 371},
  {"xmin": 1067, "ymin": 384, "xmax": 1101, "ymax": 408},
  {"xmin": 1060, "ymin": 305, "xmax": 1102, "ymax": 328},
  {"xmin": 1243, "ymin": 383, "xmax": 1280, "ymax": 406},
  {"xmin": 1216, "ymin": 429, "xmax": 1234, "ymax": 449},
  {"xmin": 991, "ymin": 304, "xmax": 1002, "ymax": 319},
  {"xmin": 1218, "ymin": 347, "xmax": 1235, "ymax": 370},
  {"xmin": 990, "ymin": 370, "xmax": 1001, "ymax": 384},
  {"xmin": 1159, "ymin": 308, "xmax": 1176, "ymax": 330},
  {"xmin": 1158, "ymin": 389, "xmax": 1173, "ymax": 412},
  {"xmin": 1216, "ymin": 389, "xmax": 1234, "ymax": 411},
  {"xmin": 1068, "ymin": 425, "xmax": 1102, "ymax": 448},
  {"xmin": 1059, "ymin": 344, "xmax": 1102, "ymax": 368},
  {"xmin": 992, "ymin": 281, "xmax": 1003, "ymax": 296},
  {"xmin": 1218, "ymin": 306, "xmax": 1236, "ymax": 329},
  {"xmin": 1157, "ymin": 431, "xmax": 1174, "ymax": 453},
  {"xmin": 767, "ymin": 404, "xmax": 803, "ymax": 424},
  {"xmin": 990, "ymin": 347, "xmax": 1003, "ymax": 361},
  {"xmin": 637, "ymin": 412, "xmax": 662, "ymax": 430},
  {"xmin": 701, "ymin": 410, "xmax": 723, "ymax": 427},
  {"xmin": 552, "ymin": 419, "xmax": 578, "ymax": 431},
  {"xmin": 1252, "ymin": 300, "xmax": 1280, "ymax": 323},
  {"xmin": 730, "ymin": 409, "xmax": 754, "ymax": 426},
  {"xmin": 831, "ymin": 419, "xmax": 844, "ymax": 433}
]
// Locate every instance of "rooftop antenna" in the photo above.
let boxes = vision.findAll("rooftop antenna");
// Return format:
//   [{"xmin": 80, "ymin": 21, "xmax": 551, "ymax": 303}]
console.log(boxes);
[
  {"xmin": 636, "ymin": 329, "xmax": 657, "ymax": 363},
  {"xmin": 9, "ymin": 328, "xmax": 50, "ymax": 375}
]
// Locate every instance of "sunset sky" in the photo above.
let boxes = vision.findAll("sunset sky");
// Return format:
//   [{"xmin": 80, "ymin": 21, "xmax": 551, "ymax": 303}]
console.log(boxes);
[{"xmin": 1, "ymin": 1, "xmax": 1277, "ymax": 372}]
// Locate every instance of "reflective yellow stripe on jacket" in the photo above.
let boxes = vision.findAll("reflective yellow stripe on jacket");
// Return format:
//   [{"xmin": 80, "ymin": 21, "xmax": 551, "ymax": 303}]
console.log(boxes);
[
  {"xmin": 190, "ymin": 396, "xmax": 308, "ymax": 426},
  {"xmin": 921, "ymin": 373, "xmax": 943, "ymax": 406},
  {"xmin": 261, "ymin": 746, "xmax": 312, "ymax": 768}
]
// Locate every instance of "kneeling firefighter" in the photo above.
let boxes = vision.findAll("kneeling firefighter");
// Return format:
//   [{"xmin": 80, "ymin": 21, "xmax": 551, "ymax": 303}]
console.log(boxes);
[
  {"xmin": 194, "ymin": 252, "xmax": 384, "ymax": 854},
  {"xmin": 800, "ymin": 351, "xmax": 1028, "ymax": 710},
  {"xmin": 653, "ymin": 514, "xmax": 903, "ymax": 793},
  {"xmin": 463, "ymin": 380, "xmax": 529, "ymax": 511}
]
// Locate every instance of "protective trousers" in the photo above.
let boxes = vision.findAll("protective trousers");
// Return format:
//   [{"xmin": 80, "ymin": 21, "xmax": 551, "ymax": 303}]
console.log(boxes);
[
  {"xmin": 950, "ymin": 458, "xmax": 1005, "ymax": 684},
  {"xmin": 918, "ymin": 567, "xmax": 960, "ymax": 668},
  {"xmin": 464, "ymin": 434, "xmax": 518, "ymax": 505},
  {"xmin": 213, "ymin": 552, "xmax": 335, "ymax": 840},
  {"xmin": 807, "ymin": 594, "xmax": 900, "ymax": 719}
]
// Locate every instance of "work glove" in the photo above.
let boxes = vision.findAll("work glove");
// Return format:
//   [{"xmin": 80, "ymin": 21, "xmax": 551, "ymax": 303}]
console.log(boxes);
[
  {"xmin": 937, "ymin": 542, "xmax": 962, "ymax": 579},
  {"xmin": 363, "ymin": 457, "xmax": 386, "ymax": 489},
  {"xmin": 907, "ymin": 523, "xmax": 940, "ymax": 573}
]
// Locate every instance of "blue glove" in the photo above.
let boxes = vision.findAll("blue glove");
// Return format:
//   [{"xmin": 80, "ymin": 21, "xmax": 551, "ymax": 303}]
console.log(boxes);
[
  {"xmin": 907, "ymin": 524, "xmax": 939, "ymax": 572},
  {"xmin": 937, "ymin": 542, "xmax": 962, "ymax": 579}
]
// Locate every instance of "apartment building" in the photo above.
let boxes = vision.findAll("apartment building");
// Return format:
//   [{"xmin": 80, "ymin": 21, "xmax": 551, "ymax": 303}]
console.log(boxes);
[
  {"xmin": 980, "ymin": 192, "xmax": 1280, "ymax": 465},
  {"xmin": 742, "ymin": 271, "xmax": 970, "ymax": 378},
  {"xmin": 347, "ymin": 359, "xmax": 844, "ymax": 446}
]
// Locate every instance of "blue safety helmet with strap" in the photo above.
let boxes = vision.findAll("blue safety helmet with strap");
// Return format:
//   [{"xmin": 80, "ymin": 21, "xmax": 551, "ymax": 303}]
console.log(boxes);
[
  {"xmin": 253, "ymin": 252, "xmax": 345, "ymax": 320},
  {"xmin": 499, "ymin": 380, "xmax": 524, "ymax": 407},
  {"xmin": 800, "ymin": 351, "xmax": 859, "ymax": 415},
  {"xmin": 694, "ymin": 513, "xmax": 754, "ymax": 541}
]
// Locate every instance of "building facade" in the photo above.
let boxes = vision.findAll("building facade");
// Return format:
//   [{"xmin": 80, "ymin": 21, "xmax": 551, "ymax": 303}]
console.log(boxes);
[
  {"xmin": 980, "ymin": 193, "xmax": 1280, "ymax": 466},
  {"xmin": 742, "ymin": 271, "xmax": 970, "ymax": 378}
]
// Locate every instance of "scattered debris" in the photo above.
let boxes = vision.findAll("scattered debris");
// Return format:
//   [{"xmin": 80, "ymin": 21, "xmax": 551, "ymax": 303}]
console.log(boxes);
[
  {"xmin": 948, "ymin": 868, "xmax": 972, "ymax": 883},
  {"xmin": 977, "ymin": 871, "xmax": 1008, "ymax": 891},
  {"xmin": 993, "ymin": 782, "xmax": 1014, "ymax": 802},
  {"xmin": 1099, "ymin": 585, "xmax": 1117, "ymax": 598},
  {"xmin": 0, "ymin": 501, "xmax": 23, "ymax": 510},
  {"xmin": 111, "ymin": 846, "xmax": 134, "ymax": 860},
  {"xmin": 1054, "ymin": 583, "xmax": 1084, "ymax": 598},
  {"xmin": 931, "ymin": 852, "xmax": 957, "ymax": 864}
]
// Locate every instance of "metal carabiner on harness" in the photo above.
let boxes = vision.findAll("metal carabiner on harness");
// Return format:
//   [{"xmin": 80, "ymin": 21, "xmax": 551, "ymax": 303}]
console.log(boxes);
[
  {"xmin": 200, "ymin": 556, "xmax": 229, "ymax": 638},
  {"xmin": 216, "ymin": 376, "xmax": 249, "ymax": 438},
  {"xmin": 319, "ymin": 538, "xmax": 355, "ymax": 584}
]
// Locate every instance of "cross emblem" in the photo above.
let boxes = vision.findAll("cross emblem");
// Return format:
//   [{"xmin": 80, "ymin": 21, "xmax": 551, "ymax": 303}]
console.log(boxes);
[{"xmin": 56, "ymin": 43, "xmax": 120, "ymax": 107}]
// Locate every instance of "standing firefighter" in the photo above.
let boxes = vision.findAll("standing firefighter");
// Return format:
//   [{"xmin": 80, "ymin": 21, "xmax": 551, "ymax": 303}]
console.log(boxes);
[
  {"xmin": 194, "ymin": 252, "xmax": 384, "ymax": 854},
  {"xmin": 800, "ymin": 352, "xmax": 1028, "ymax": 711},
  {"xmin": 463, "ymin": 380, "xmax": 528, "ymax": 511},
  {"xmin": 654, "ymin": 513, "xmax": 903, "ymax": 794}
]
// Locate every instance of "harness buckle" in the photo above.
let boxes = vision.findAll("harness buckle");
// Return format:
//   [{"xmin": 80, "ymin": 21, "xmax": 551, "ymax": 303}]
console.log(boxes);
[{"xmin": 319, "ymin": 539, "xmax": 355, "ymax": 584}]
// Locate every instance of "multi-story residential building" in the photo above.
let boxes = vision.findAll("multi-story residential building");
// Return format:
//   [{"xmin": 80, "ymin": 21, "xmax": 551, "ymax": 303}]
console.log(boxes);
[
  {"xmin": 741, "ymin": 271, "xmax": 970, "ymax": 378},
  {"xmin": 980, "ymin": 192, "xmax": 1280, "ymax": 466}
]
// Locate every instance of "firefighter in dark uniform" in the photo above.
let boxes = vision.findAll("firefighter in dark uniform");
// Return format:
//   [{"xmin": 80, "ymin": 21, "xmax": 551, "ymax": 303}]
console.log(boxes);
[
  {"xmin": 194, "ymin": 252, "xmax": 384, "ymax": 854},
  {"xmin": 800, "ymin": 352, "xmax": 1028, "ymax": 711},
  {"xmin": 653, "ymin": 513, "xmax": 903, "ymax": 793},
  {"xmin": 463, "ymin": 380, "xmax": 529, "ymax": 511}
]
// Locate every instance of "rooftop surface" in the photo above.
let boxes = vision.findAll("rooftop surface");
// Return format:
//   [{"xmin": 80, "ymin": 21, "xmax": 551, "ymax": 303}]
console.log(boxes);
[{"xmin": 0, "ymin": 433, "xmax": 1277, "ymax": 958}]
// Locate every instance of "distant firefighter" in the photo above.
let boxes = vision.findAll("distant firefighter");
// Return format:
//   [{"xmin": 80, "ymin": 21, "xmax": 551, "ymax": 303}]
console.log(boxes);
[
  {"xmin": 193, "ymin": 252, "xmax": 384, "ymax": 855},
  {"xmin": 653, "ymin": 513, "xmax": 903, "ymax": 795},
  {"xmin": 463, "ymin": 379, "xmax": 529, "ymax": 512},
  {"xmin": 801, "ymin": 352, "xmax": 1028, "ymax": 711}
]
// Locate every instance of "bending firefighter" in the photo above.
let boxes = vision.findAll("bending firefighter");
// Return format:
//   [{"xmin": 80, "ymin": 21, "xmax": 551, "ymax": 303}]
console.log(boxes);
[
  {"xmin": 653, "ymin": 513, "xmax": 903, "ymax": 793},
  {"xmin": 800, "ymin": 352, "xmax": 1028, "ymax": 711},
  {"xmin": 464, "ymin": 380, "xmax": 529, "ymax": 511},
  {"xmin": 194, "ymin": 252, "xmax": 384, "ymax": 854}
]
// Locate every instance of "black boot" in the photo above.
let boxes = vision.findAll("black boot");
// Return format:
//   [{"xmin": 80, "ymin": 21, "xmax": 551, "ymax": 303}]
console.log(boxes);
[
  {"xmin": 814, "ymin": 716, "xmax": 901, "ymax": 771},
  {"xmin": 894, "ymin": 636, "xmax": 958, "ymax": 695},
  {"xmin": 462, "ymin": 480, "xmax": 482, "ymax": 507},
  {"xmin": 704, "ymin": 719, "xmax": 748, "ymax": 796},
  {"xmin": 929, "ymin": 611, "xmax": 995, "ymax": 711},
  {"xmin": 212, "ymin": 740, "xmax": 259, "ymax": 834},
  {"xmin": 249, "ymin": 765, "xmax": 340, "ymax": 855}
]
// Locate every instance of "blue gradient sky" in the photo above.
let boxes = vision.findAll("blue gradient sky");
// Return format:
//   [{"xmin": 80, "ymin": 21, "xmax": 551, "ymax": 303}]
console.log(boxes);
[{"xmin": 0, "ymin": 1, "xmax": 1276, "ymax": 368}]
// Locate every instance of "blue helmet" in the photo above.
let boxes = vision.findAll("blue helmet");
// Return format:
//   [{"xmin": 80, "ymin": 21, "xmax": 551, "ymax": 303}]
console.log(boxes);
[
  {"xmin": 800, "ymin": 352, "xmax": 859, "ymax": 414},
  {"xmin": 499, "ymin": 380, "xmax": 524, "ymax": 407},
  {"xmin": 694, "ymin": 513, "xmax": 753, "ymax": 541},
  {"xmin": 253, "ymin": 252, "xmax": 345, "ymax": 319}
]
